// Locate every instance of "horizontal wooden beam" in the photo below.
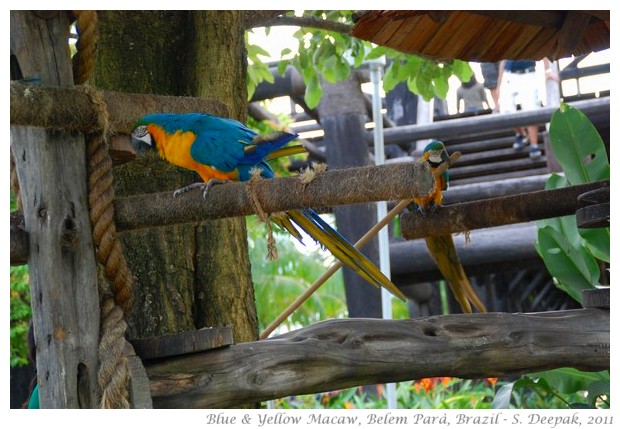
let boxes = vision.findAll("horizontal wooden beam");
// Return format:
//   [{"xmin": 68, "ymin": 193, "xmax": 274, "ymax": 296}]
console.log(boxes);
[
  {"xmin": 401, "ymin": 180, "xmax": 609, "ymax": 240},
  {"xmin": 113, "ymin": 160, "xmax": 432, "ymax": 232},
  {"xmin": 391, "ymin": 223, "xmax": 541, "ymax": 284},
  {"xmin": 10, "ymin": 81, "xmax": 228, "ymax": 133},
  {"xmin": 370, "ymin": 97, "xmax": 609, "ymax": 146},
  {"xmin": 145, "ymin": 308, "xmax": 609, "ymax": 408},
  {"xmin": 442, "ymin": 174, "xmax": 548, "ymax": 204}
]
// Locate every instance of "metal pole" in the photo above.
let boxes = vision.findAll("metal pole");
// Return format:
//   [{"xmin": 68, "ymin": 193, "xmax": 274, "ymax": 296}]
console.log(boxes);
[{"xmin": 369, "ymin": 58, "xmax": 397, "ymax": 409}]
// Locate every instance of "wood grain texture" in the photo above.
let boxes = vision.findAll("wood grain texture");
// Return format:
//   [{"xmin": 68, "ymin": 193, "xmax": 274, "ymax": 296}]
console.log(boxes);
[
  {"xmin": 10, "ymin": 11, "xmax": 100, "ymax": 408},
  {"xmin": 112, "ymin": 161, "xmax": 433, "ymax": 232},
  {"xmin": 146, "ymin": 309, "xmax": 609, "ymax": 408}
]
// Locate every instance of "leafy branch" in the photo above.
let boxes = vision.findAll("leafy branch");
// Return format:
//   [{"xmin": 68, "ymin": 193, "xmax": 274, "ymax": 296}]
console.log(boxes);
[{"xmin": 246, "ymin": 10, "xmax": 472, "ymax": 108}]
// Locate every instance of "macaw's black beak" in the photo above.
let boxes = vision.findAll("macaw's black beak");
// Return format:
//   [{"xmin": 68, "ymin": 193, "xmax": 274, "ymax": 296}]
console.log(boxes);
[
  {"xmin": 441, "ymin": 149, "xmax": 450, "ymax": 164},
  {"xmin": 132, "ymin": 137, "xmax": 153, "ymax": 155}
]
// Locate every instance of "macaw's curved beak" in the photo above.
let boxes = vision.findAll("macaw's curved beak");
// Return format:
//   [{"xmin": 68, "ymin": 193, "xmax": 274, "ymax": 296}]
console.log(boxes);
[
  {"xmin": 132, "ymin": 137, "xmax": 153, "ymax": 155},
  {"xmin": 441, "ymin": 149, "xmax": 450, "ymax": 164}
]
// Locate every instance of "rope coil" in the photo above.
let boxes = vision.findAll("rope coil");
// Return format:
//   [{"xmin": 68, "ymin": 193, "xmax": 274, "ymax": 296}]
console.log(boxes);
[{"xmin": 73, "ymin": 11, "xmax": 132, "ymax": 409}]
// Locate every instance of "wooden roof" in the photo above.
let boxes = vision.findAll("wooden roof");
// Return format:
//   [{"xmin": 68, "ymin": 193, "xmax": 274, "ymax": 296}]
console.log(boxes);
[{"xmin": 351, "ymin": 10, "xmax": 610, "ymax": 61}]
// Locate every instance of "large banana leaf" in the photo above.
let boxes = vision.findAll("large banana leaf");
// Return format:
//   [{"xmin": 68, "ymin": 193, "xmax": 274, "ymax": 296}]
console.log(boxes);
[
  {"xmin": 536, "ymin": 226, "xmax": 600, "ymax": 303},
  {"xmin": 549, "ymin": 102, "xmax": 610, "ymax": 185}
]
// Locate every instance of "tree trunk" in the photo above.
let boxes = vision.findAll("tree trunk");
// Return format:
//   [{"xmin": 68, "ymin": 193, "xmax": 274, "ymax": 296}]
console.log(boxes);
[{"xmin": 94, "ymin": 11, "xmax": 257, "ymax": 343}]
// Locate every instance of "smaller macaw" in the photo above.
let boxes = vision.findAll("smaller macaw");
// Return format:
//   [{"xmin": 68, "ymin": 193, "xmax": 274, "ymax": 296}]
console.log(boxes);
[
  {"xmin": 410, "ymin": 140, "xmax": 487, "ymax": 313},
  {"xmin": 131, "ymin": 113, "xmax": 406, "ymax": 301}
]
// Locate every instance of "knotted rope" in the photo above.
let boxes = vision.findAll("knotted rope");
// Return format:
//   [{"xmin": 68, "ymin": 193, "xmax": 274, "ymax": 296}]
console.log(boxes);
[
  {"xmin": 247, "ymin": 169, "xmax": 278, "ymax": 260},
  {"xmin": 73, "ymin": 11, "xmax": 132, "ymax": 409},
  {"xmin": 71, "ymin": 10, "xmax": 98, "ymax": 85}
]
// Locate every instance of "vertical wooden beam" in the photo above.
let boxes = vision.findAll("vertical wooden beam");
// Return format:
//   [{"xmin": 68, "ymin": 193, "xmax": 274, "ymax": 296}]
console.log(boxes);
[
  {"xmin": 318, "ymin": 76, "xmax": 383, "ymax": 318},
  {"xmin": 10, "ymin": 11, "xmax": 100, "ymax": 408}
]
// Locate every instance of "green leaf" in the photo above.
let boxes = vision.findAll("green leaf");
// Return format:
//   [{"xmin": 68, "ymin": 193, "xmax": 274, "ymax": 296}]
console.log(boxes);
[
  {"xmin": 280, "ymin": 48, "xmax": 292, "ymax": 57},
  {"xmin": 549, "ymin": 103, "xmax": 610, "ymax": 184},
  {"xmin": 365, "ymin": 45, "xmax": 388, "ymax": 60},
  {"xmin": 587, "ymin": 380, "xmax": 610, "ymax": 406},
  {"xmin": 528, "ymin": 368, "xmax": 609, "ymax": 395},
  {"xmin": 248, "ymin": 43, "xmax": 271, "ymax": 59},
  {"xmin": 383, "ymin": 62, "xmax": 399, "ymax": 92},
  {"xmin": 449, "ymin": 59, "xmax": 473, "ymax": 81},
  {"xmin": 304, "ymin": 73, "xmax": 322, "ymax": 109},
  {"xmin": 431, "ymin": 74, "xmax": 449, "ymax": 99},
  {"xmin": 277, "ymin": 59, "xmax": 289, "ymax": 76},
  {"xmin": 536, "ymin": 226, "xmax": 599, "ymax": 302},
  {"xmin": 491, "ymin": 382, "xmax": 515, "ymax": 409},
  {"xmin": 256, "ymin": 63, "xmax": 274, "ymax": 83},
  {"xmin": 580, "ymin": 228, "xmax": 610, "ymax": 263},
  {"xmin": 321, "ymin": 56, "xmax": 338, "ymax": 83},
  {"xmin": 334, "ymin": 57, "xmax": 350, "ymax": 81}
]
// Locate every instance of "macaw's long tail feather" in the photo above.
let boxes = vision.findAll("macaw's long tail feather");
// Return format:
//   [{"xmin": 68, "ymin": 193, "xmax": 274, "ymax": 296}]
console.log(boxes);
[
  {"xmin": 265, "ymin": 144, "xmax": 307, "ymax": 161},
  {"xmin": 271, "ymin": 213, "xmax": 305, "ymax": 244},
  {"xmin": 286, "ymin": 209, "xmax": 407, "ymax": 301},
  {"xmin": 424, "ymin": 234, "xmax": 487, "ymax": 313},
  {"xmin": 243, "ymin": 131, "xmax": 299, "ymax": 164}
]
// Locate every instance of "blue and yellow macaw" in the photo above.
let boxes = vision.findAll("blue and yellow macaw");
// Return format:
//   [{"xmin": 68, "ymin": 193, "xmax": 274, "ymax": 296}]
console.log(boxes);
[
  {"xmin": 131, "ymin": 113, "xmax": 406, "ymax": 301},
  {"xmin": 411, "ymin": 140, "xmax": 486, "ymax": 313}
]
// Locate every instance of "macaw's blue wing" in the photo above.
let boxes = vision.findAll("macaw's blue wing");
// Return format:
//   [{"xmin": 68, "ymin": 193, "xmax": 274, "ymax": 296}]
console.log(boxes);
[
  {"xmin": 286, "ymin": 209, "xmax": 406, "ymax": 301},
  {"xmin": 236, "ymin": 131, "xmax": 300, "ymax": 181},
  {"xmin": 186, "ymin": 114, "xmax": 256, "ymax": 172},
  {"xmin": 242, "ymin": 131, "xmax": 299, "ymax": 164}
]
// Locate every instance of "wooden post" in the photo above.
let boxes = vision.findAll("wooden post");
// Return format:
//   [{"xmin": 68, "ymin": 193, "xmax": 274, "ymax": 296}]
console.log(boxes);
[
  {"xmin": 318, "ymin": 76, "xmax": 383, "ymax": 318},
  {"xmin": 10, "ymin": 11, "xmax": 100, "ymax": 408}
]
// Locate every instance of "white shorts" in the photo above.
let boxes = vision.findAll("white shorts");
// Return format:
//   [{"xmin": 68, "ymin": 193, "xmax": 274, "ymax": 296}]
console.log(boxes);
[{"xmin": 499, "ymin": 71, "xmax": 540, "ymax": 113}]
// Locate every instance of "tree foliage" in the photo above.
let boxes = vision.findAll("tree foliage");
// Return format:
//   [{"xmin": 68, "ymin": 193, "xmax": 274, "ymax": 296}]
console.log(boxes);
[
  {"xmin": 534, "ymin": 103, "xmax": 610, "ymax": 303},
  {"xmin": 247, "ymin": 10, "xmax": 473, "ymax": 108}
]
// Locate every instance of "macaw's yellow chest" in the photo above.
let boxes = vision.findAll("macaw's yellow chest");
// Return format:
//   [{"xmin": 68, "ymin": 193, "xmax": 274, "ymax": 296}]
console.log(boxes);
[{"xmin": 147, "ymin": 124, "xmax": 238, "ymax": 182}]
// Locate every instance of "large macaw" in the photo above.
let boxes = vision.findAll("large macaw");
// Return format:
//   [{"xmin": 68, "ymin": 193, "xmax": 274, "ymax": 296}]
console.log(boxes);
[
  {"xmin": 410, "ymin": 140, "xmax": 487, "ymax": 313},
  {"xmin": 131, "ymin": 113, "xmax": 406, "ymax": 301}
]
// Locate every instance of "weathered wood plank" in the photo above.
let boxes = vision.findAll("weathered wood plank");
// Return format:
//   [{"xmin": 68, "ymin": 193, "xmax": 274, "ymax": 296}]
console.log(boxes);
[
  {"xmin": 145, "ymin": 309, "xmax": 609, "ymax": 408},
  {"xmin": 10, "ymin": 11, "xmax": 100, "ymax": 408},
  {"xmin": 129, "ymin": 327, "xmax": 234, "ymax": 359}
]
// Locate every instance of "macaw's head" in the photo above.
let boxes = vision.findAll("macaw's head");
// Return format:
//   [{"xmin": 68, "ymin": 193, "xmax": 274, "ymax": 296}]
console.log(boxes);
[
  {"xmin": 131, "ymin": 120, "xmax": 156, "ymax": 155},
  {"xmin": 423, "ymin": 140, "xmax": 449, "ymax": 167}
]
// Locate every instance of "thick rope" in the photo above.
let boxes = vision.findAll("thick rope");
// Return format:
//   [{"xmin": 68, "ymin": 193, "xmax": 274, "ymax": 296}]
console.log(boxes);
[
  {"xmin": 83, "ymin": 85, "xmax": 134, "ymax": 314},
  {"xmin": 71, "ymin": 11, "xmax": 98, "ymax": 85},
  {"xmin": 72, "ymin": 14, "xmax": 133, "ymax": 408},
  {"xmin": 83, "ymin": 87, "xmax": 133, "ymax": 409},
  {"xmin": 97, "ymin": 277, "xmax": 130, "ymax": 409}
]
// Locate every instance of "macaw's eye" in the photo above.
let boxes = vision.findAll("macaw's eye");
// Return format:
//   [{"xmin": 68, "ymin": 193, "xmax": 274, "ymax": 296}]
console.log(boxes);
[{"xmin": 132, "ymin": 125, "xmax": 149, "ymax": 139}]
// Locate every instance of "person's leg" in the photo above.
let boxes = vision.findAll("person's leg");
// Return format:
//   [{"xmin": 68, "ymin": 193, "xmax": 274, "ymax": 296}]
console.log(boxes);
[
  {"xmin": 499, "ymin": 73, "xmax": 528, "ymax": 150},
  {"xmin": 516, "ymin": 72, "xmax": 542, "ymax": 158},
  {"xmin": 526, "ymin": 124, "xmax": 541, "ymax": 158}
]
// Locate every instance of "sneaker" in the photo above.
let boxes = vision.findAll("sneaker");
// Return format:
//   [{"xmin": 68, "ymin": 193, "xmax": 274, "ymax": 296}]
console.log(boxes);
[
  {"xmin": 529, "ymin": 145, "xmax": 542, "ymax": 159},
  {"xmin": 513, "ymin": 134, "xmax": 528, "ymax": 150}
]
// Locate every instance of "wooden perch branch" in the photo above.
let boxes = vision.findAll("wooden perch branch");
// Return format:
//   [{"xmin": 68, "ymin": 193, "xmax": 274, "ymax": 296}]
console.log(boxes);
[
  {"xmin": 113, "ymin": 161, "xmax": 433, "ymax": 232},
  {"xmin": 10, "ymin": 81, "xmax": 228, "ymax": 134},
  {"xmin": 145, "ymin": 309, "xmax": 609, "ymax": 408},
  {"xmin": 401, "ymin": 180, "xmax": 609, "ymax": 240}
]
